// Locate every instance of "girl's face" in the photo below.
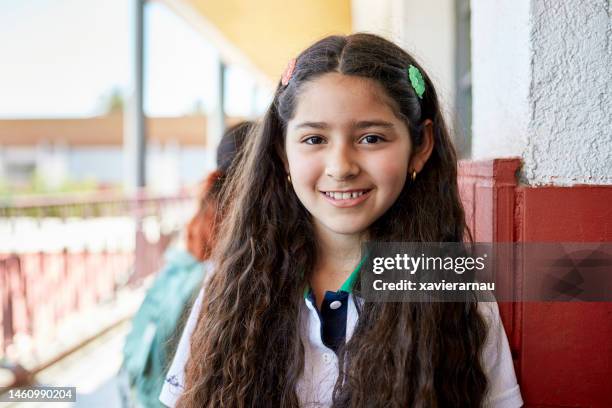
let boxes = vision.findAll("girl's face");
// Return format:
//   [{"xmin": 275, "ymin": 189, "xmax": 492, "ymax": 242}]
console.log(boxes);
[{"xmin": 285, "ymin": 72, "xmax": 412, "ymax": 238}]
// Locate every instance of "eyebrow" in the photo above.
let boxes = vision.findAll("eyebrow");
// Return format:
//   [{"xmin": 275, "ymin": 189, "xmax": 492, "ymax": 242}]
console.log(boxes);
[
  {"xmin": 295, "ymin": 121, "xmax": 328, "ymax": 130},
  {"xmin": 294, "ymin": 120, "xmax": 395, "ymax": 130},
  {"xmin": 354, "ymin": 120, "xmax": 394, "ymax": 129}
]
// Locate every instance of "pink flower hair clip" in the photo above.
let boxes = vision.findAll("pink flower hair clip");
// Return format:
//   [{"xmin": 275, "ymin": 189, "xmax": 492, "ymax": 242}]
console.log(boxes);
[{"xmin": 281, "ymin": 58, "xmax": 297, "ymax": 86}]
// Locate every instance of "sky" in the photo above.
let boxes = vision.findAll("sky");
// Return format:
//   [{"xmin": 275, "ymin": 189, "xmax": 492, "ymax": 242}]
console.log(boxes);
[{"xmin": 0, "ymin": 0, "xmax": 270, "ymax": 118}]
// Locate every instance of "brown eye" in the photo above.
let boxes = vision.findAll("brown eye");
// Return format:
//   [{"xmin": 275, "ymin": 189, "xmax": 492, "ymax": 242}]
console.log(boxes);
[
  {"xmin": 360, "ymin": 134, "xmax": 384, "ymax": 144},
  {"xmin": 304, "ymin": 136, "xmax": 325, "ymax": 145}
]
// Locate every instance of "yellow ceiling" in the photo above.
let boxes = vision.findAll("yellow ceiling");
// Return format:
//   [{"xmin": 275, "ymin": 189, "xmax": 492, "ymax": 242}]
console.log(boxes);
[{"xmin": 185, "ymin": 0, "xmax": 352, "ymax": 81}]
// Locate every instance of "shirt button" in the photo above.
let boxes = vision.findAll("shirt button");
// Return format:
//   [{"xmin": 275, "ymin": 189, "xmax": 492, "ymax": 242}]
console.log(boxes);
[
  {"xmin": 322, "ymin": 353, "xmax": 333, "ymax": 364},
  {"xmin": 329, "ymin": 300, "xmax": 342, "ymax": 310}
]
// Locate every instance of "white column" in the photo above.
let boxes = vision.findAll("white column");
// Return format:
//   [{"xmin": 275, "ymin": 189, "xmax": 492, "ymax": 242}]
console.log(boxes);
[
  {"xmin": 205, "ymin": 56, "xmax": 226, "ymax": 171},
  {"xmin": 123, "ymin": 0, "xmax": 146, "ymax": 191}
]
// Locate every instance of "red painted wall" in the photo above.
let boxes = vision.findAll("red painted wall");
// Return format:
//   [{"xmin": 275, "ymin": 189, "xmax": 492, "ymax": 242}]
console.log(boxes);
[{"xmin": 459, "ymin": 159, "xmax": 612, "ymax": 408}]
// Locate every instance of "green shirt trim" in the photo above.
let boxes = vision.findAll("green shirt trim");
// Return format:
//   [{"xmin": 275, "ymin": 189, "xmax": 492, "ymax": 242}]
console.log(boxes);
[{"xmin": 303, "ymin": 255, "xmax": 367, "ymax": 299}]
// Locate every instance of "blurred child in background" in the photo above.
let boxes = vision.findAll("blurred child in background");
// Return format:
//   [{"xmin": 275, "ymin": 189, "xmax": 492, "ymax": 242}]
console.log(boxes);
[{"xmin": 120, "ymin": 121, "xmax": 253, "ymax": 408}]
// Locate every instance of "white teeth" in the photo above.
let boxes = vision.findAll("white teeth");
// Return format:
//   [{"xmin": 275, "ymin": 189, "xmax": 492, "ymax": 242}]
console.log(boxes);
[{"xmin": 324, "ymin": 191, "xmax": 367, "ymax": 200}]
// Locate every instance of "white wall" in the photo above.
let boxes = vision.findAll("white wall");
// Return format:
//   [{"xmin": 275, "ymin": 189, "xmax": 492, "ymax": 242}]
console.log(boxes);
[
  {"xmin": 472, "ymin": 0, "xmax": 612, "ymax": 185},
  {"xmin": 524, "ymin": 0, "xmax": 611, "ymax": 185},
  {"xmin": 471, "ymin": 0, "xmax": 531, "ymax": 160}
]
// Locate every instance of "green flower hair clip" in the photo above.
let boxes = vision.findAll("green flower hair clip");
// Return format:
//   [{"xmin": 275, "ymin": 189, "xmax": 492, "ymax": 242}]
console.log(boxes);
[{"xmin": 408, "ymin": 64, "xmax": 425, "ymax": 99}]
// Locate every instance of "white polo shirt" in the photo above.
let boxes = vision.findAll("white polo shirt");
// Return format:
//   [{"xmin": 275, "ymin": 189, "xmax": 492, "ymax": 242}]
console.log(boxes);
[{"xmin": 159, "ymin": 289, "xmax": 523, "ymax": 407}]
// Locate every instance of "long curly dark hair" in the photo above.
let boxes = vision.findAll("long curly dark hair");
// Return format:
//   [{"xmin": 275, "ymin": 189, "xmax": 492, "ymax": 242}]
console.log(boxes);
[
  {"xmin": 177, "ymin": 33, "xmax": 488, "ymax": 408},
  {"xmin": 186, "ymin": 121, "xmax": 253, "ymax": 261}
]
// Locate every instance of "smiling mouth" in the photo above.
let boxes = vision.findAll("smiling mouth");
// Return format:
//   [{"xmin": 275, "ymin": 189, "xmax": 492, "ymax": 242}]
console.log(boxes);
[
  {"xmin": 321, "ymin": 189, "xmax": 371, "ymax": 200},
  {"xmin": 319, "ymin": 189, "xmax": 373, "ymax": 207}
]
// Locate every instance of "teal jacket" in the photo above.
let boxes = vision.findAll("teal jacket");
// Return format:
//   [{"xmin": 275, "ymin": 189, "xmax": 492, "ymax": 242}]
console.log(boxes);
[{"xmin": 122, "ymin": 248, "xmax": 207, "ymax": 408}]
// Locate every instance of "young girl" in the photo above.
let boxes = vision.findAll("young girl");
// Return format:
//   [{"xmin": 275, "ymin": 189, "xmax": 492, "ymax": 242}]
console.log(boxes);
[{"xmin": 160, "ymin": 33, "xmax": 522, "ymax": 408}]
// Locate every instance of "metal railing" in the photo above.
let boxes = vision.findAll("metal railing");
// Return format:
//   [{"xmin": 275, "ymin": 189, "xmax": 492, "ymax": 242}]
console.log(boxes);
[{"xmin": 0, "ymin": 190, "xmax": 196, "ymax": 367}]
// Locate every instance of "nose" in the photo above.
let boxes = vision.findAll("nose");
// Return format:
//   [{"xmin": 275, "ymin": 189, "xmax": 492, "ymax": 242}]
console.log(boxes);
[{"xmin": 325, "ymin": 142, "xmax": 360, "ymax": 181}]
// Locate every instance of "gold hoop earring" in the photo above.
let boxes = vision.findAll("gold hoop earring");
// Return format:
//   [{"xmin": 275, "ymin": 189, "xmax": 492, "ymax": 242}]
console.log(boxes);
[
  {"xmin": 411, "ymin": 170, "xmax": 417, "ymax": 182},
  {"xmin": 287, "ymin": 174, "xmax": 292, "ymax": 183}
]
